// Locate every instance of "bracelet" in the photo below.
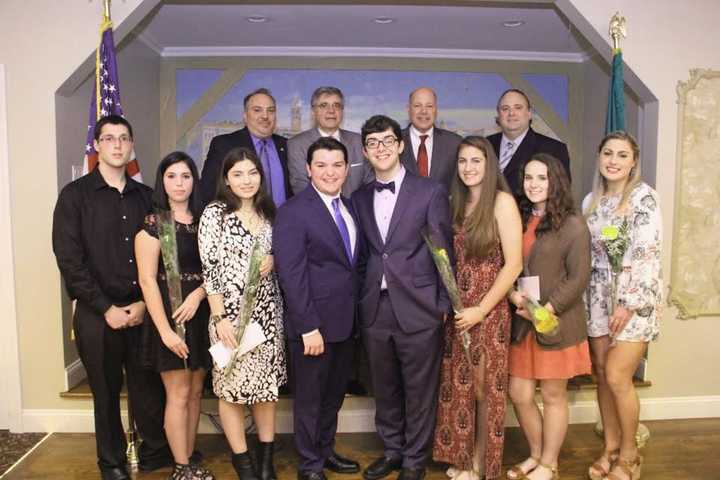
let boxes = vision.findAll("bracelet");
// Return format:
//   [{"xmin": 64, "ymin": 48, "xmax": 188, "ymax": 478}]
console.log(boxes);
[{"xmin": 209, "ymin": 313, "xmax": 227, "ymax": 325}]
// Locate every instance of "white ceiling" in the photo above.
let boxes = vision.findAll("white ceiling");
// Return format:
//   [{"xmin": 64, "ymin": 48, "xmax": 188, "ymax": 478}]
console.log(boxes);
[{"xmin": 137, "ymin": 3, "xmax": 593, "ymax": 59}]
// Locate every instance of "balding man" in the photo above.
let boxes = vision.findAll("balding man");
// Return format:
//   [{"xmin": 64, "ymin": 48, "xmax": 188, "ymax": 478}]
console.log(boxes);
[{"xmin": 399, "ymin": 87, "xmax": 462, "ymax": 189}]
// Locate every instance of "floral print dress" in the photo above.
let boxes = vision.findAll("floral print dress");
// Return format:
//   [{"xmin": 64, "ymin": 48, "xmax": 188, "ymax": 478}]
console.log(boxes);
[
  {"xmin": 198, "ymin": 202, "xmax": 287, "ymax": 404},
  {"xmin": 584, "ymin": 182, "xmax": 663, "ymax": 342}
]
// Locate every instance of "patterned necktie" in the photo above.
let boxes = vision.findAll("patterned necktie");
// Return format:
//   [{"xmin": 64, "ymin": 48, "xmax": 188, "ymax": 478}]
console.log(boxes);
[
  {"xmin": 258, "ymin": 139, "xmax": 273, "ymax": 199},
  {"xmin": 332, "ymin": 198, "xmax": 353, "ymax": 262},
  {"xmin": 499, "ymin": 140, "xmax": 514, "ymax": 172},
  {"xmin": 417, "ymin": 134, "xmax": 429, "ymax": 177},
  {"xmin": 374, "ymin": 181, "xmax": 395, "ymax": 193}
]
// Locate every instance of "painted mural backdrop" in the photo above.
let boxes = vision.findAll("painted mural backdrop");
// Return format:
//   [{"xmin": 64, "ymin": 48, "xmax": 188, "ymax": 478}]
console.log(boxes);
[{"xmin": 175, "ymin": 68, "xmax": 568, "ymax": 171}]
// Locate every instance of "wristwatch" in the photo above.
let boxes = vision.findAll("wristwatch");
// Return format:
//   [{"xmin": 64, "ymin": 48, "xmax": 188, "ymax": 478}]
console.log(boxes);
[{"xmin": 209, "ymin": 313, "xmax": 227, "ymax": 325}]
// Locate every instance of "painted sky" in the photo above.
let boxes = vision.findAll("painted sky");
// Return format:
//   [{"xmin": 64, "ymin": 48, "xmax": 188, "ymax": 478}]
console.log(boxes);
[{"xmin": 175, "ymin": 68, "xmax": 568, "ymax": 166}]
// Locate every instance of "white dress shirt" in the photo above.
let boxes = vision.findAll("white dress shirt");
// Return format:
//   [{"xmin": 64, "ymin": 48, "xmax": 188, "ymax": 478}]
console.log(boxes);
[
  {"xmin": 317, "ymin": 127, "xmax": 341, "ymax": 141},
  {"xmin": 373, "ymin": 166, "xmax": 406, "ymax": 290},
  {"xmin": 410, "ymin": 125, "xmax": 434, "ymax": 172}
]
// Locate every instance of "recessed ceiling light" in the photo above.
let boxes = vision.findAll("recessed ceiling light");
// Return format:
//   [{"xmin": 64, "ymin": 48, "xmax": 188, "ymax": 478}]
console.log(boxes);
[
  {"xmin": 373, "ymin": 17, "xmax": 395, "ymax": 25},
  {"xmin": 502, "ymin": 20, "xmax": 526, "ymax": 28},
  {"xmin": 246, "ymin": 15, "xmax": 269, "ymax": 24}
]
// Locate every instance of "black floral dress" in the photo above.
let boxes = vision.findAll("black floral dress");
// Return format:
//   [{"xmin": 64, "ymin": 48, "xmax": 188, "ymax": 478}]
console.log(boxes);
[
  {"xmin": 198, "ymin": 202, "xmax": 287, "ymax": 404},
  {"xmin": 141, "ymin": 214, "xmax": 212, "ymax": 372}
]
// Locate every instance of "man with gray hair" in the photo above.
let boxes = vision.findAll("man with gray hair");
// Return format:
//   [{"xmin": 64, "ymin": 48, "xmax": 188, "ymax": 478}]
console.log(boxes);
[{"xmin": 288, "ymin": 86, "xmax": 373, "ymax": 196}]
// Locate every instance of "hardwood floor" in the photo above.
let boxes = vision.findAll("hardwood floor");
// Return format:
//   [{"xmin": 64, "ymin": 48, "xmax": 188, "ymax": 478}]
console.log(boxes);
[{"xmin": 3, "ymin": 419, "xmax": 719, "ymax": 479}]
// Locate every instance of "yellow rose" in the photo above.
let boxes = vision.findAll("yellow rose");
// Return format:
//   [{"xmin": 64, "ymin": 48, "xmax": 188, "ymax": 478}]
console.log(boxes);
[{"xmin": 601, "ymin": 225, "xmax": 619, "ymax": 240}]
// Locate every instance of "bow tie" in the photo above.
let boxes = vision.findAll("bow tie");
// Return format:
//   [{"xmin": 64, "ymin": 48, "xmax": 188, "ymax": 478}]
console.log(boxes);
[{"xmin": 374, "ymin": 181, "xmax": 395, "ymax": 193}]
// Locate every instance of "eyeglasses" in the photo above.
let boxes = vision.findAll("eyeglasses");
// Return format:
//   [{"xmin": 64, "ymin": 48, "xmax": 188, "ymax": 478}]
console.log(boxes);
[
  {"xmin": 364, "ymin": 136, "xmax": 398, "ymax": 150},
  {"xmin": 98, "ymin": 135, "xmax": 132, "ymax": 144},
  {"xmin": 313, "ymin": 102, "xmax": 344, "ymax": 111}
]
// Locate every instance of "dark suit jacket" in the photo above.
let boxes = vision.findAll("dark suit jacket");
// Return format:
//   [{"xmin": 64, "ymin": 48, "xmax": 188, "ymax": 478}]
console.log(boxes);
[
  {"xmin": 352, "ymin": 172, "xmax": 453, "ymax": 334},
  {"xmin": 400, "ymin": 126, "xmax": 462, "ymax": 190},
  {"xmin": 199, "ymin": 127, "xmax": 292, "ymax": 205},
  {"xmin": 287, "ymin": 128, "xmax": 374, "ymax": 196},
  {"xmin": 273, "ymin": 186, "xmax": 361, "ymax": 343},
  {"xmin": 487, "ymin": 127, "xmax": 570, "ymax": 196}
]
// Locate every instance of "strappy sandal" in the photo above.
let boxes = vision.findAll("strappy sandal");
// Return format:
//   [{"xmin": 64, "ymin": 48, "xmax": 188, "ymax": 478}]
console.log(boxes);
[
  {"xmin": 533, "ymin": 462, "xmax": 559, "ymax": 480},
  {"xmin": 189, "ymin": 463, "xmax": 215, "ymax": 480},
  {"xmin": 507, "ymin": 456, "xmax": 539, "ymax": 480},
  {"xmin": 169, "ymin": 463, "xmax": 192, "ymax": 480},
  {"xmin": 605, "ymin": 455, "xmax": 643, "ymax": 480},
  {"xmin": 588, "ymin": 449, "xmax": 619, "ymax": 480},
  {"xmin": 169, "ymin": 463, "xmax": 215, "ymax": 480}
]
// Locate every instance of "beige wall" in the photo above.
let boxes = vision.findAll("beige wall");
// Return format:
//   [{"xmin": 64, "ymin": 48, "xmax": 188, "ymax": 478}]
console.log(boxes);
[
  {"xmin": 0, "ymin": 0, "xmax": 718, "ymax": 422},
  {"xmin": 568, "ymin": 0, "xmax": 720, "ymax": 398},
  {"xmin": 0, "ymin": 0, "xmax": 147, "ymax": 411}
]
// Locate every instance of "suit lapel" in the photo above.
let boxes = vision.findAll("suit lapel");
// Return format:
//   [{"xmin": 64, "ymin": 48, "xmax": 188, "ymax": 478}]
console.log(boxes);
[
  {"xmin": 429, "ymin": 128, "xmax": 444, "ymax": 181},
  {"xmin": 359, "ymin": 187, "xmax": 384, "ymax": 248},
  {"xmin": 307, "ymin": 189, "xmax": 351, "ymax": 267},
  {"xmin": 509, "ymin": 128, "xmax": 537, "ymax": 172},
  {"xmin": 385, "ymin": 174, "xmax": 414, "ymax": 244},
  {"xmin": 343, "ymin": 197, "xmax": 360, "ymax": 264},
  {"xmin": 400, "ymin": 129, "xmax": 419, "ymax": 175}
]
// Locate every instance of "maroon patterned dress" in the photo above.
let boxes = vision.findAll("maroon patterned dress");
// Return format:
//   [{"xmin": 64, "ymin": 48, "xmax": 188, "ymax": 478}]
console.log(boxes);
[{"xmin": 432, "ymin": 230, "xmax": 511, "ymax": 479}]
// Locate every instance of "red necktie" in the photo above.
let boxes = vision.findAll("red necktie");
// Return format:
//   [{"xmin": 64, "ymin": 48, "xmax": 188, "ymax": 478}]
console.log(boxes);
[{"xmin": 417, "ymin": 134, "xmax": 429, "ymax": 177}]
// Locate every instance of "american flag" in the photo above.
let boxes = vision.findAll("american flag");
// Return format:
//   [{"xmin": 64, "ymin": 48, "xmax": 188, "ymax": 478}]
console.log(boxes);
[{"xmin": 83, "ymin": 17, "xmax": 141, "ymax": 180}]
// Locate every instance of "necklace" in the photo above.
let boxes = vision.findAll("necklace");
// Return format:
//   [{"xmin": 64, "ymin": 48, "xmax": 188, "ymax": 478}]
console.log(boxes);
[
  {"xmin": 237, "ymin": 208, "xmax": 261, "ymax": 233},
  {"xmin": 532, "ymin": 208, "xmax": 545, "ymax": 217}
]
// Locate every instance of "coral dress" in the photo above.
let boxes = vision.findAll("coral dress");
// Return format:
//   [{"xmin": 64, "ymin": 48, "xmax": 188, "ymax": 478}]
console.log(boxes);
[
  {"xmin": 433, "ymin": 230, "xmax": 511, "ymax": 480},
  {"xmin": 508, "ymin": 215, "xmax": 592, "ymax": 380}
]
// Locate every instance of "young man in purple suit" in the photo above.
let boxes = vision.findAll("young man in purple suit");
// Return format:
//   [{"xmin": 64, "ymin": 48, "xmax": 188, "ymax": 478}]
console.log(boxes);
[
  {"xmin": 274, "ymin": 137, "xmax": 362, "ymax": 480},
  {"xmin": 352, "ymin": 115, "xmax": 453, "ymax": 480}
]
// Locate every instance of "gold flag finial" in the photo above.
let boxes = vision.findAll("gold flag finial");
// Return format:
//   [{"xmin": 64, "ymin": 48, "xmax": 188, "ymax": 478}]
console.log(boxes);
[
  {"xmin": 103, "ymin": 0, "xmax": 112, "ymax": 22},
  {"xmin": 609, "ymin": 11, "xmax": 626, "ymax": 52}
]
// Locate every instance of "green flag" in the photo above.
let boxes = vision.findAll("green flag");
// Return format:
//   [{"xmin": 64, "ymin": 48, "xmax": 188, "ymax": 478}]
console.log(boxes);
[{"xmin": 605, "ymin": 49, "xmax": 626, "ymax": 134}]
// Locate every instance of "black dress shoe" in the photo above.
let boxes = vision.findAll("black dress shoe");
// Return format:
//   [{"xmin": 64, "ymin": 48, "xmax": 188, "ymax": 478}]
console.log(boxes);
[
  {"xmin": 397, "ymin": 467, "xmax": 426, "ymax": 480},
  {"xmin": 297, "ymin": 471, "xmax": 327, "ymax": 480},
  {"xmin": 324, "ymin": 451, "xmax": 360, "ymax": 473},
  {"xmin": 363, "ymin": 456, "xmax": 402, "ymax": 480},
  {"xmin": 100, "ymin": 466, "xmax": 130, "ymax": 480}
]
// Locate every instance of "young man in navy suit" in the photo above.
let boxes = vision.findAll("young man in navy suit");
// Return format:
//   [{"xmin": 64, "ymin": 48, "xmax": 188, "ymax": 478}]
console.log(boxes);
[
  {"xmin": 274, "ymin": 137, "xmax": 362, "ymax": 480},
  {"xmin": 352, "ymin": 115, "xmax": 453, "ymax": 480}
]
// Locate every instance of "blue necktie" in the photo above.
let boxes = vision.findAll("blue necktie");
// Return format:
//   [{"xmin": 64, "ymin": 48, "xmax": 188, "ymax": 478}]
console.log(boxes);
[
  {"xmin": 332, "ymin": 198, "xmax": 353, "ymax": 262},
  {"xmin": 374, "ymin": 181, "xmax": 395, "ymax": 193}
]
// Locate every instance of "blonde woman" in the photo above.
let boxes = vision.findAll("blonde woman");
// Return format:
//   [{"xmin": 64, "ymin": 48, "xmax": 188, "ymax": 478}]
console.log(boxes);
[{"xmin": 584, "ymin": 131, "xmax": 662, "ymax": 480}]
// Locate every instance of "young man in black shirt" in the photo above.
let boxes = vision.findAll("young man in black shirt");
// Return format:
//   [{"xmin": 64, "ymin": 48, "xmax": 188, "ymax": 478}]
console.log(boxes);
[{"xmin": 53, "ymin": 115, "xmax": 170, "ymax": 480}]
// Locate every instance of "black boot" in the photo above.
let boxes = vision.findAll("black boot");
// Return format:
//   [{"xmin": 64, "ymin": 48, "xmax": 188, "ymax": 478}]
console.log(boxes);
[
  {"xmin": 257, "ymin": 441, "xmax": 277, "ymax": 480},
  {"xmin": 232, "ymin": 452, "xmax": 259, "ymax": 480}
]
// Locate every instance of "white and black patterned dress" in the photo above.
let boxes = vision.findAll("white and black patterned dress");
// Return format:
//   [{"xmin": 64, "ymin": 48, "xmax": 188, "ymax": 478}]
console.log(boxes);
[
  {"xmin": 584, "ymin": 182, "xmax": 663, "ymax": 342},
  {"xmin": 198, "ymin": 201, "xmax": 287, "ymax": 404}
]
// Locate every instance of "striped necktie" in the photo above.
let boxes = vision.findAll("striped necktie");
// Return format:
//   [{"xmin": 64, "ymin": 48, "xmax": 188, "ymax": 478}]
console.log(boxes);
[{"xmin": 499, "ymin": 140, "xmax": 514, "ymax": 172}]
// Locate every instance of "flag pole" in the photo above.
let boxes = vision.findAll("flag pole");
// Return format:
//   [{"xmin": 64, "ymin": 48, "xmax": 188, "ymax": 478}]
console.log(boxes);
[
  {"xmin": 103, "ymin": 0, "xmax": 111, "ymax": 23},
  {"xmin": 101, "ymin": 0, "xmax": 141, "ymax": 467},
  {"xmin": 608, "ymin": 11, "xmax": 626, "ymax": 53}
]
